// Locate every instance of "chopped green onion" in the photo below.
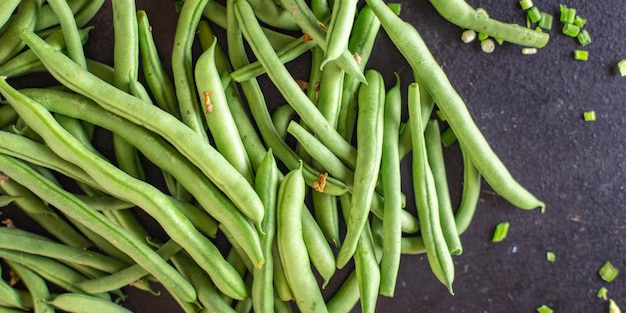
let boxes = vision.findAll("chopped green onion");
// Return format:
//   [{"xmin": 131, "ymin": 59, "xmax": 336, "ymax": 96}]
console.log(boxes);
[
  {"xmin": 610, "ymin": 299, "xmax": 622, "ymax": 313},
  {"xmin": 583, "ymin": 110, "xmax": 596, "ymax": 122},
  {"xmin": 573, "ymin": 50, "xmax": 588, "ymax": 61},
  {"xmin": 562, "ymin": 23, "xmax": 580, "ymax": 37},
  {"xmin": 480, "ymin": 39, "xmax": 496, "ymax": 53},
  {"xmin": 536, "ymin": 304, "xmax": 554, "ymax": 313},
  {"xmin": 546, "ymin": 251, "xmax": 556, "ymax": 262},
  {"xmin": 461, "ymin": 29, "xmax": 477, "ymax": 43},
  {"xmin": 574, "ymin": 15, "xmax": 587, "ymax": 28},
  {"xmin": 577, "ymin": 29, "xmax": 591, "ymax": 47},
  {"xmin": 560, "ymin": 5, "xmax": 576, "ymax": 24},
  {"xmin": 519, "ymin": 0, "xmax": 534, "ymax": 10},
  {"xmin": 522, "ymin": 47, "xmax": 538, "ymax": 55},
  {"xmin": 527, "ymin": 6, "xmax": 542, "ymax": 23},
  {"xmin": 597, "ymin": 287, "xmax": 609, "ymax": 301},
  {"xmin": 538, "ymin": 12, "xmax": 553, "ymax": 30},
  {"xmin": 599, "ymin": 261, "xmax": 619, "ymax": 282},
  {"xmin": 617, "ymin": 60, "xmax": 626, "ymax": 77},
  {"xmin": 492, "ymin": 222, "xmax": 510, "ymax": 242},
  {"xmin": 477, "ymin": 32, "xmax": 489, "ymax": 41},
  {"xmin": 441, "ymin": 128, "xmax": 457, "ymax": 147}
]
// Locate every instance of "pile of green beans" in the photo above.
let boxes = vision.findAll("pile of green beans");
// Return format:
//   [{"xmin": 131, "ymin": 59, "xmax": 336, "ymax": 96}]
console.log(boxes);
[{"xmin": 0, "ymin": 0, "xmax": 546, "ymax": 312}]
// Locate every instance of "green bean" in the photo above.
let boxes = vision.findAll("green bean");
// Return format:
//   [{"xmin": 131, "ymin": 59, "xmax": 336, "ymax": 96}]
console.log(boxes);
[
  {"xmin": 272, "ymin": 242, "xmax": 293, "ymax": 301},
  {"xmin": 65, "ymin": 216, "xmax": 134, "ymax": 265},
  {"xmin": 0, "ymin": 173, "xmax": 93, "ymax": 248},
  {"xmin": 35, "ymin": 0, "xmax": 87, "ymax": 31},
  {"xmin": 353, "ymin": 221, "xmax": 380, "ymax": 313},
  {"xmin": 247, "ymin": 0, "xmax": 300, "ymax": 31},
  {"xmin": 0, "ymin": 264, "xmax": 25, "ymax": 309},
  {"xmin": 21, "ymin": 87, "xmax": 261, "ymax": 267},
  {"xmin": 19, "ymin": 30, "xmax": 266, "ymax": 232},
  {"xmin": 455, "ymin": 142, "xmax": 482, "ymax": 235},
  {"xmin": 0, "ymin": 105, "xmax": 17, "ymax": 129},
  {"xmin": 85, "ymin": 59, "xmax": 114, "ymax": 84},
  {"xmin": 136, "ymin": 10, "xmax": 180, "ymax": 119},
  {"xmin": 45, "ymin": 293, "xmax": 131, "ymax": 313},
  {"xmin": 5, "ymin": 260, "xmax": 54, "ymax": 313},
  {"xmin": 0, "ymin": 227, "xmax": 126, "ymax": 273},
  {"xmin": 230, "ymin": 35, "xmax": 316, "ymax": 83},
  {"xmin": 273, "ymin": 293, "xmax": 294, "ymax": 313},
  {"xmin": 276, "ymin": 164, "xmax": 328, "ymax": 313},
  {"xmin": 46, "ymin": 0, "xmax": 86, "ymax": 68},
  {"xmin": 275, "ymin": 0, "xmax": 365, "ymax": 82},
  {"xmin": 379, "ymin": 76, "xmax": 402, "ymax": 297},
  {"xmin": 0, "ymin": 28, "xmax": 91, "ymax": 78},
  {"xmin": 194, "ymin": 38, "xmax": 255, "ymax": 185},
  {"xmin": 44, "ymin": 0, "xmax": 103, "ymax": 36},
  {"xmin": 397, "ymin": 84, "xmax": 435, "ymax": 160},
  {"xmin": 74, "ymin": 240, "xmax": 182, "ymax": 295},
  {"xmin": 271, "ymin": 105, "xmax": 295, "ymax": 140},
  {"xmin": 322, "ymin": 0, "xmax": 358, "ymax": 67},
  {"xmin": 0, "ymin": 0, "xmax": 20, "ymax": 30},
  {"xmin": 236, "ymin": 1, "xmax": 359, "ymax": 170},
  {"xmin": 311, "ymin": 191, "xmax": 340, "ymax": 247},
  {"xmin": 425, "ymin": 119, "xmax": 462, "ymax": 255},
  {"xmin": 252, "ymin": 150, "xmax": 279, "ymax": 313},
  {"xmin": 428, "ymin": 0, "xmax": 549, "ymax": 47},
  {"xmin": 408, "ymin": 82, "xmax": 454, "ymax": 293},
  {"xmin": 326, "ymin": 270, "xmax": 358, "ymax": 313},
  {"xmin": 366, "ymin": 0, "xmax": 546, "ymax": 212},
  {"xmin": 302, "ymin": 205, "xmax": 336, "ymax": 288},
  {"xmin": 0, "ymin": 0, "xmax": 40, "ymax": 65},
  {"xmin": 172, "ymin": 0, "xmax": 209, "ymax": 139},
  {"xmin": 336, "ymin": 70, "xmax": 385, "ymax": 269}
]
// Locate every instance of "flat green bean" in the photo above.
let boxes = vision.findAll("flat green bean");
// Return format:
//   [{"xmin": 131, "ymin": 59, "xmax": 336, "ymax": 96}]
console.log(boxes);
[
  {"xmin": 366, "ymin": 0, "xmax": 545, "ymax": 212},
  {"xmin": 36, "ymin": 0, "xmax": 104, "ymax": 39}
]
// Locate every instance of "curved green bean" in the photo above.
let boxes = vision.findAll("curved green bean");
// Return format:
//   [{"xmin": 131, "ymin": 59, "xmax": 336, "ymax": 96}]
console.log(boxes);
[
  {"xmin": 336, "ymin": 70, "xmax": 385, "ymax": 269},
  {"xmin": 366, "ymin": 0, "xmax": 545, "ymax": 212},
  {"xmin": 0, "ymin": 105, "xmax": 18, "ymax": 128},
  {"xmin": 46, "ymin": 0, "xmax": 86, "ymax": 68},
  {"xmin": 322, "ymin": 0, "xmax": 358, "ymax": 67},
  {"xmin": 0, "ymin": 263, "xmax": 25, "ymax": 309},
  {"xmin": 247, "ymin": 0, "xmax": 300, "ymax": 31},
  {"xmin": 0, "ymin": 0, "xmax": 40, "ymax": 65},
  {"xmin": 302, "ymin": 205, "xmax": 336, "ymax": 288},
  {"xmin": 455, "ymin": 142, "xmax": 482, "ymax": 235},
  {"xmin": 428, "ymin": 0, "xmax": 549, "ymax": 47},
  {"xmin": 35, "ymin": 0, "xmax": 87, "ymax": 31},
  {"xmin": 0, "ymin": 1, "xmax": 20, "ymax": 30},
  {"xmin": 271, "ymin": 105, "xmax": 295, "ymax": 140},
  {"xmin": 45, "ymin": 293, "xmax": 131, "ymax": 313}
]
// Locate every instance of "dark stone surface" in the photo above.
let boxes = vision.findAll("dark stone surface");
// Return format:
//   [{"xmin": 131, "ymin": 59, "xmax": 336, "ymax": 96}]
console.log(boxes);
[{"xmin": 4, "ymin": 0, "xmax": 626, "ymax": 312}]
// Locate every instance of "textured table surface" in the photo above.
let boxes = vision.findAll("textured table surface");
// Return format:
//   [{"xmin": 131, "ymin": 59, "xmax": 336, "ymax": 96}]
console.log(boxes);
[{"xmin": 7, "ymin": 0, "xmax": 626, "ymax": 312}]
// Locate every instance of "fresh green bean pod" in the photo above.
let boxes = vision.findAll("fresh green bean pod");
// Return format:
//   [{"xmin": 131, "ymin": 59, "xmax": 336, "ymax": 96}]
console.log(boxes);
[
  {"xmin": 366, "ymin": 0, "xmax": 545, "ymax": 212},
  {"xmin": 136, "ymin": 10, "xmax": 181, "ymax": 119},
  {"xmin": 397, "ymin": 85, "xmax": 435, "ymax": 160},
  {"xmin": 312, "ymin": 191, "xmax": 340, "ymax": 247},
  {"xmin": 46, "ymin": 0, "xmax": 86, "ymax": 68},
  {"xmin": 0, "ymin": 0, "xmax": 40, "ymax": 65},
  {"xmin": 425, "ymin": 119, "xmax": 463, "ymax": 255},
  {"xmin": 322, "ymin": 0, "xmax": 359, "ymax": 67},
  {"xmin": 35, "ymin": 0, "xmax": 87, "ymax": 31},
  {"xmin": 408, "ymin": 82, "xmax": 454, "ymax": 293},
  {"xmin": 0, "ymin": 263, "xmax": 25, "ymax": 309},
  {"xmin": 247, "ymin": 0, "xmax": 300, "ymax": 31},
  {"xmin": 272, "ymin": 241, "xmax": 294, "ymax": 302},
  {"xmin": 252, "ymin": 150, "xmax": 279, "ymax": 313},
  {"xmin": 276, "ymin": 164, "xmax": 329, "ymax": 313},
  {"xmin": 38, "ymin": 0, "xmax": 103, "ymax": 39},
  {"xmin": 302, "ymin": 206, "xmax": 336, "ymax": 288},
  {"xmin": 271, "ymin": 105, "xmax": 295, "ymax": 140},
  {"xmin": 0, "ymin": 0, "xmax": 20, "ymax": 30},
  {"xmin": 455, "ymin": 142, "xmax": 482, "ymax": 235},
  {"xmin": 336, "ymin": 70, "xmax": 386, "ymax": 269},
  {"xmin": 354, "ymin": 223, "xmax": 380, "ymax": 313},
  {"xmin": 45, "ymin": 293, "xmax": 131, "ymax": 313},
  {"xmin": 0, "ymin": 105, "xmax": 18, "ymax": 128},
  {"xmin": 428, "ymin": 0, "xmax": 549, "ymax": 47},
  {"xmin": 5, "ymin": 261, "xmax": 55, "ymax": 313},
  {"xmin": 379, "ymin": 76, "xmax": 403, "ymax": 297},
  {"xmin": 19, "ymin": 30, "xmax": 267, "ymax": 233},
  {"xmin": 195, "ymin": 38, "xmax": 255, "ymax": 185}
]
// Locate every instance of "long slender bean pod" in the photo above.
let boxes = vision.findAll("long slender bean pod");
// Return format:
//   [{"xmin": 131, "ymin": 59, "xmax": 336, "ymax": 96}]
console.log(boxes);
[
  {"xmin": 0, "ymin": 263, "xmax": 25, "ymax": 309},
  {"xmin": 246, "ymin": 0, "xmax": 300, "ymax": 31},
  {"xmin": 455, "ymin": 142, "xmax": 482, "ymax": 235},
  {"xmin": 45, "ymin": 293, "xmax": 131, "ymax": 313},
  {"xmin": 322, "ymin": 0, "xmax": 358, "ymax": 67},
  {"xmin": 336, "ymin": 70, "xmax": 385, "ymax": 269},
  {"xmin": 408, "ymin": 82, "xmax": 454, "ymax": 293},
  {"xmin": 397, "ymin": 85, "xmax": 435, "ymax": 160},
  {"xmin": 302, "ymin": 206, "xmax": 336, "ymax": 288},
  {"xmin": 425, "ymin": 119, "xmax": 462, "ymax": 255},
  {"xmin": 0, "ymin": 0, "xmax": 40, "ymax": 65},
  {"xmin": 379, "ymin": 76, "xmax": 403, "ymax": 297},
  {"xmin": 366, "ymin": 0, "xmax": 545, "ymax": 212},
  {"xmin": 428, "ymin": 0, "xmax": 549, "ymax": 47},
  {"xmin": 5, "ymin": 261, "xmax": 55, "ymax": 313},
  {"xmin": 19, "ymin": 30, "xmax": 266, "ymax": 229},
  {"xmin": 0, "ymin": 105, "xmax": 18, "ymax": 129},
  {"xmin": 0, "ymin": 0, "xmax": 20, "ymax": 29},
  {"xmin": 172, "ymin": 0, "xmax": 209, "ymax": 139},
  {"xmin": 272, "ymin": 241, "xmax": 293, "ymax": 302},
  {"xmin": 354, "ymin": 222, "xmax": 380, "ymax": 313},
  {"xmin": 276, "ymin": 165, "xmax": 329, "ymax": 313},
  {"xmin": 46, "ymin": 0, "xmax": 86, "ymax": 68},
  {"xmin": 35, "ymin": 0, "xmax": 88, "ymax": 31},
  {"xmin": 251, "ymin": 150, "xmax": 279, "ymax": 313}
]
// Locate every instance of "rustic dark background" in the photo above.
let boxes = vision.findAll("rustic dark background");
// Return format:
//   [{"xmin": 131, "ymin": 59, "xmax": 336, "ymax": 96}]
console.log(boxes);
[{"xmin": 5, "ymin": 0, "xmax": 626, "ymax": 312}]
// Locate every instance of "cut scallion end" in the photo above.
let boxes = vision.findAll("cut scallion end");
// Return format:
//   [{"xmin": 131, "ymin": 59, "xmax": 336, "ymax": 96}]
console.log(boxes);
[
  {"xmin": 481, "ymin": 39, "xmax": 496, "ymax": 53},
  {"xmin": 583, "ymin": 110, "xmax": 596, "ymax": 122},
  {"xmin": 519, "ymin": 0, "xmax": 534, "ymax": 10},
  {"xmin": 616, "ymin": 60, "xmax": 626, "ymax": 76},
  {"xmin": 577, "ymin": 29, "xmax": 591, "ymax": 47},
  {"xmin": 599, "ymin": 261, "xmax": 619, "ymax": 282},
  {"xmin": 563, "ymin": 23, "xmax": 580, "ymax": 37},
  {"xmin": 546, "ymin": 251, "xmax": 556, "ymax": 262},
  {"xmin": 574, "ymin": 50, "xmax": 588, "ymax": 61},
  {"xmin": 522, "ymin": 47, "xmax": 538, "ymax": 55},
  {"xmin": 610, "ymin": 299, "xmax": 622, "ymax": 313},
  {"xmin": 560, "ymin": 5, "xmax": 576, "ymax": 24},
  {"xmin": 441, "ymin": 128, "xmax": 457, "ymax": 147},
  {"xmin": 492, "ymin": 222, "xmax": 510, "ymax": 242},
  {"xmin": 536, "ymin": 304, "xmax": 553, "ymax": 313},
  {"xmin": 461, "ymin": 29, "xmax": 477, "ymax": 43},
  {"xmin": 538, "ymin": 12, "xmax": 553, "ymax": 30},
  {"xmin": 528, "ymin": 6, "xmax": 542, "ymax": 23},
  {"xmin": 574, "ymin": 15, "xmax": 587, "ymax": 28},
  {"xmin": 597, "ymin": 286, "xmax": 609, "ymax": 301}
]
